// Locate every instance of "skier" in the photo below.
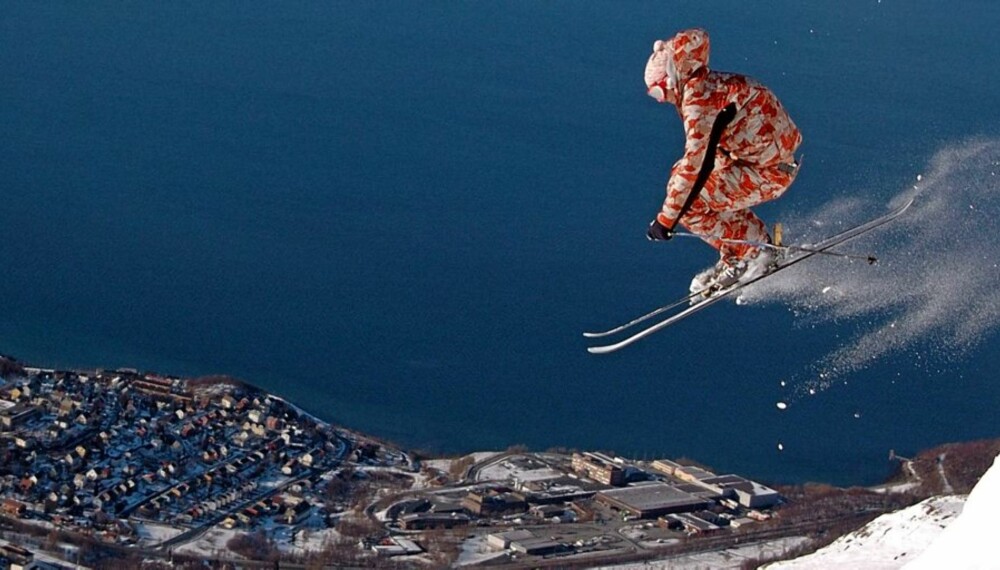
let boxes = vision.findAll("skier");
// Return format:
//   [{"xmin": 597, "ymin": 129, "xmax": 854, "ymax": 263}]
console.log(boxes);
[{"xmin": 643, "ymin": 28, "xmax": 802, "ymax": 294}]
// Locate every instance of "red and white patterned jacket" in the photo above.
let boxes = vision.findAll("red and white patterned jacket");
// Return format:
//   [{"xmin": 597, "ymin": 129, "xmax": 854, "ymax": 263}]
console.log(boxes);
[{"xmin": 644, "ymin": 29, "xmax": 802, "ymax": 225}]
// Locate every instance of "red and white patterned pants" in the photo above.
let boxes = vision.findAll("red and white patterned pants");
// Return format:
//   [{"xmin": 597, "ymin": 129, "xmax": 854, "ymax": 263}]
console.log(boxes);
[{"xmin": 678, "ymin": 158, "xmax": 798, "ymax": 263}]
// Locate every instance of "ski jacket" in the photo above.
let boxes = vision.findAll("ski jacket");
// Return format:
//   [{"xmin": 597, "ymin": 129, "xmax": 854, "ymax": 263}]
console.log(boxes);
[{"xmin": 644, "ymin": 29, "xmax": 802, "ymax": 226}]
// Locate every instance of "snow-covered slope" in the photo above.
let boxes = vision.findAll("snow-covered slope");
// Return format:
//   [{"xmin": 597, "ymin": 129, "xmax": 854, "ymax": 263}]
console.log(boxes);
[
  {"xmin": 767, "ymin": 453, "xmax": 1000, "ymax": 570},
  {"xmin": 904, "ymin": 452, "xmax": 1000, "ymax": 569},
  {"xmin": 764, "ymin": 495, "xmax": 964, "ymax": 569}
]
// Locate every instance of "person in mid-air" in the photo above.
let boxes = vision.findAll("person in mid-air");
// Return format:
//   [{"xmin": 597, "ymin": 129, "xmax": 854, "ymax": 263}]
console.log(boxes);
[{"xmin": 643, "ymin": 28, "xmax": 802, "ymax": 294}]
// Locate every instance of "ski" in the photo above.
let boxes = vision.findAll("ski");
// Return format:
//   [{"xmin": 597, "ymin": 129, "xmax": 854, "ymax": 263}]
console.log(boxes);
[
  {"xmin": 582, "ymin": 290, "xmax": 704, "ymax": 338},
  {"xmin": 587, "ymin": 198, "xmax": 914, "ymax": 354}
]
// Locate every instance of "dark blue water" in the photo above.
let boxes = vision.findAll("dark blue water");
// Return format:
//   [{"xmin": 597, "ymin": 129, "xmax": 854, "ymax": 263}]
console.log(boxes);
[{"xmin": 3, "ymin": 2, "xmax": 999, "ymax": 486}]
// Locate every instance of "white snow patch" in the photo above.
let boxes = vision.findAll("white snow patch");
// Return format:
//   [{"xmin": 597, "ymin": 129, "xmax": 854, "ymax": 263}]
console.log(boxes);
[
  {"xmin": 175, "ymin": 527, "xmax": 243, "ymax": 557},
  {"xmin": 134, "ymin": 522, "xmax": 185, "ymax": 546},
  {"xmin": 477, "ymin": 461, "xmax": 562, "ymax": 483},
  {"xmin": 468, "ymin": 451, "xmax": 502, "ymax": 462}
]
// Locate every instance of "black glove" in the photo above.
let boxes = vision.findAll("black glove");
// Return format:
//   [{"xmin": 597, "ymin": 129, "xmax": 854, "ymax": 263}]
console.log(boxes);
[{"xmin": 646, "ymin": 219, "xmax": 673, "ymax": 241}]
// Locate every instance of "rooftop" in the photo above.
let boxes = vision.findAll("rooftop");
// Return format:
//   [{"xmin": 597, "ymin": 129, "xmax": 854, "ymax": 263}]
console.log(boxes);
[{"xmin": 598, "ymin": 482, "xmax": 708, "ymax": 512}]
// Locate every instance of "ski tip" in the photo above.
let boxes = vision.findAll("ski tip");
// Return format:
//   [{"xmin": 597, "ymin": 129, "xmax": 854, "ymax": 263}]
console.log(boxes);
[
  {"xmin": 587, "ymin": 345, "xmax": 617, "ymax": 355},
  {"xmin": 582, "ymin": 331, "xmax": 601, "ymax": 338}
]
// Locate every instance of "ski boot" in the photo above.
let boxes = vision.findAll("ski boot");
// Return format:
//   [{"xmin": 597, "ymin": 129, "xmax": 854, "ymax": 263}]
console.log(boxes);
[
  {"xmin": 689, "ymin": 245, "xmax": 782, "ymax": 302},
  {"xmin": 741, "ymin": 245, "xmax": 782, "ymax": 282},
  {"xmin": 689, "ymin": 259, "xmax": 728, "ymax": 298}
]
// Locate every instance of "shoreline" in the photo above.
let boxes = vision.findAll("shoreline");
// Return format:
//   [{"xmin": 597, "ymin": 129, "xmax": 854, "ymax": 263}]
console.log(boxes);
[{"xmin": 2, "ymin": 351, "xmax": 994, "ymax": 494}]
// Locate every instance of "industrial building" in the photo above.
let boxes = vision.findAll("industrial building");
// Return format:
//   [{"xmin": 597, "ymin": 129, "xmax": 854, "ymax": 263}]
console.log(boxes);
[
  {"xmin": 462, "ymin": 489, "xmax": 528, "ymax": 517},
  {"xmin": 398, "ymin": 512, "xmax": 470, "ymax": 530},
  {"xmin": 595, "ymin": 482, "xmax": 715, "ymax": 519},
  {"xmin": 699, "ymin": 475, "xmax": 781, "ymax": 509},
  {"xmin": 571, "ymin": 452, "xmax": 625, "ymax": 486},
  {"xmin": 650, "ymin": 460, "xmax": 781, "ymax": 509},
  {"xmin": 487, "ymin": 529, "xmax": 535, "ymax": 550}
]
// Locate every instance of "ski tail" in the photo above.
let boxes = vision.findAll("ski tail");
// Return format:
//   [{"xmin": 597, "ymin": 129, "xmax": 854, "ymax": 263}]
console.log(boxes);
[{"xmin": 582, "ymin": 290, "xmax": 704, "ymax": 338}]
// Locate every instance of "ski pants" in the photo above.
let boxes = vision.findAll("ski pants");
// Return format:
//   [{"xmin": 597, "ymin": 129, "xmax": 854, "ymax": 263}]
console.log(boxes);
[{"xmin": 678, "ymin": 156, "xmax": 799, "ymax": 263}]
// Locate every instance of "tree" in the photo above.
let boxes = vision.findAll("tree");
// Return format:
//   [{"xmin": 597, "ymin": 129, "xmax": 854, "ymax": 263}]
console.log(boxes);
[{"xmin": 226, "ymin": 531, "xmax": 281, "ymax": 562}]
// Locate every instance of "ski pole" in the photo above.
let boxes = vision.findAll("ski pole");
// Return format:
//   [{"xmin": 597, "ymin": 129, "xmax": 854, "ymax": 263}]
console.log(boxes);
[{"xmin": 670, "ymin": 231, "xmax": 878, "ymax": 264}]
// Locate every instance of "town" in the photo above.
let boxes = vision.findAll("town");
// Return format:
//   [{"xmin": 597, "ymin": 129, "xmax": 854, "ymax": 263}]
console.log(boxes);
[{"xmin": 0, "ymin": 355, "xmax": 917, "ymax": 568}]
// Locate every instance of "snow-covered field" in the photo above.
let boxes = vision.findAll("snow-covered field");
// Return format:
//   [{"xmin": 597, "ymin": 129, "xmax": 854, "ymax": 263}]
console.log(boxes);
[
  {"xmin": 175, "ymin": 527, "xmax": 242, "ymax": 557},
  {"xmin": 134, "ymin": 521, "xmax": 185, "ymax": 546}
]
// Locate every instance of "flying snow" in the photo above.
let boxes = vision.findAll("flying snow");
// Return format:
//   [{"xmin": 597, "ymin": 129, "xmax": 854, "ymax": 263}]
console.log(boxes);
[{"xmin": 740, "ymin": 138, "xmax": 1000, "ymax": 396}]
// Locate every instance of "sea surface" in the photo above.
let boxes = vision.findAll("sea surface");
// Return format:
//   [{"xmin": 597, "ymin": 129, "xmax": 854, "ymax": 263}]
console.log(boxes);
[{"xmin": 2, "ymin": 1, "xmax": 999, "ymax": 486}]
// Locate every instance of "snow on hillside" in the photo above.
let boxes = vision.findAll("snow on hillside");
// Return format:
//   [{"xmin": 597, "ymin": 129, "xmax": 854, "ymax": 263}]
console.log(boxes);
[
  {"xmin": 767, "ymin": 453, "xmax": 1000, "ymax": 570},
  {"xmin": 905, "ymin": 452, "xmax": 1000, "ymax": 569},
  {"xmin": 764, "ymin": 495, "xmax": 964, "ymax": 569}
]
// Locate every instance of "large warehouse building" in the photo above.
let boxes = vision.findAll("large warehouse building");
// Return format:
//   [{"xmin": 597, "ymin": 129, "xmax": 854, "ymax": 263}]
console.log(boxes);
[{"xmin": 595, "ymin": 482, "xmax": 717, "ymax": 519}]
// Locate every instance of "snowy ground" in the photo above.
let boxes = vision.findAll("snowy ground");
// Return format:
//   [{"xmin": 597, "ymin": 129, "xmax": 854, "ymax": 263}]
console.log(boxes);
[
  {"xmin": 769, "ymin": 452, "xmax": 1000, "ymax": 569},
  {"xmin": 276, "ymin": 527, "xmax": 342, "ymax": 556},
  {"xmin": 455, "ymin": 534, "xmax": 509, "ymax": 567},
  {"xmin": 596, "ymin": 536, "xmax": 812, "ymax": 570},
  {"xmin": 764, "ymin": 496, "xmax": 964, "ymax": 570},
  {"xmin": 170, "ymin": 511, "xmax": 340, "ymax": 557},
  {"xmin": 133, "ymin": 521, "xmax": 185, "ymax": 547},
  {"xmin": 407, "ymin": 469, "xmax": 438, "ymax": 490},
  {"xmin": 175, "ymin": 527, "xmax": 242, "ymax": 557},
  {"xmin": 475, "ymin": 459, "xmax": 562, "ymax": 483}
]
